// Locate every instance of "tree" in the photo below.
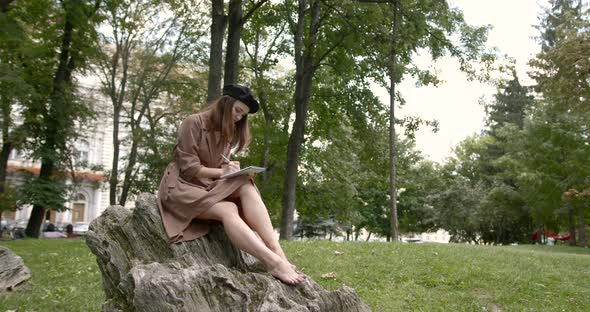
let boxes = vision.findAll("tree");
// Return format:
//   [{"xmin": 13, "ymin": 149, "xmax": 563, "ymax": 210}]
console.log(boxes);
[
  {"xmin": 207, "ymin": 0, "xmax": 225, "ymax": 102},
  {"xmin": 20, "ymin": 0, "xmax": 101, "ymax": 238},
  {"xmin": 206, "ymin": 0, "xmax": 270, "ymax": 100},
  {"xmin": 280, "ymin": 0, "xmax": 375, "ymax": 240},
  {"xmin": 0, "ymin": 0, "xmax": 33, "ymax": 233},
  {"xmin": 527, "ymin": 0, "xmax": 589, "ymax": 245},
  {"xmin": 95, "ymin": 0, "xmax": 208, "ymax": 206},
  {"xmin": 223, "ymin": 0, "xmax": 270, "ymax": 85},
  {"xmin": 131, "ymin": 71, "xmax": 208, "ymax": 195},
  {"xmin": 502, "ymin": 104, "xmax": 590, "ymax": 246},
  {"xmin": 241, "ymin": 0, "xmax": 289, "ymax": 181},
  {"xmin": 278, "ymin": 0, "xmax": 321, "ymax": 240},
  {"xmin": 357, "ymin": 0, "xmax": 495, "ymax": 241},
  {"xmin": 478, "ymin": 71, "xmax": 535, "ymax": 244}
]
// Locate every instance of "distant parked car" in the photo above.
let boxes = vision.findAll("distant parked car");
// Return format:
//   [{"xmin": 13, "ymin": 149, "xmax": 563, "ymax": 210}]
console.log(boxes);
[{"xmin": 73, "ymin": 222, "xmax": 90, "ymax": 236}]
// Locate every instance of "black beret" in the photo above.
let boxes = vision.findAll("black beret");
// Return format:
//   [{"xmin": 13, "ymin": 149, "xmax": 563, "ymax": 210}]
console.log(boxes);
[{"xmin": 222, "ymin": 83, "xmax": 259, "ymax": 114}]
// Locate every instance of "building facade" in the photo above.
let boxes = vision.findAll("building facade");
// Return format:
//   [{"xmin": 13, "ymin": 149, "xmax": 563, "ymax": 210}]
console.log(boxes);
[{"xmin": 2, "ymin": 79, "xmax": 125, "ymax": 230}]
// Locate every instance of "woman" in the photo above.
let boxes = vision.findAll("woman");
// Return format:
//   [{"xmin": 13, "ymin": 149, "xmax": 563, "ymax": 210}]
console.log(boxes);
[{"xmin": 157, "ymin": 84, "xmax": 305, "ymax": 285}]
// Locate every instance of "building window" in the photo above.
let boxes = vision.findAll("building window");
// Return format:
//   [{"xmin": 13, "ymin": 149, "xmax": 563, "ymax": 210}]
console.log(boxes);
[
  {"xmin": 9, "ymin": 149, "xmax": 22, "ymax": 160},
  {"xmin": 75, "ymin": 140, "xmax": 90, "ymax": 164},
  {"xmin": 72, "ymin": 193, "xmax": 86, "ymax": 223}
]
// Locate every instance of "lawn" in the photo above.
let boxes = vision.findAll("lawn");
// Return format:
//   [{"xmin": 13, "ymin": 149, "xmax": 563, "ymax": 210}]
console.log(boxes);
[{"xmin": 1, "ymin": 238, "xmax": 589, "ymax": 311}]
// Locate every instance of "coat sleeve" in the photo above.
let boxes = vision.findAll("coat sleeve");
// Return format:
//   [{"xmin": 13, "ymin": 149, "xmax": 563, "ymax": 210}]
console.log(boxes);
[{"xmin": 175, "ymin": 116, "xmax": 204, "ymax": 180}]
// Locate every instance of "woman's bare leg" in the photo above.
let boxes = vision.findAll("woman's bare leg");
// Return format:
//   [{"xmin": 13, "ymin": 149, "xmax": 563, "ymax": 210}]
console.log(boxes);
[
  {"xmin": 235, "ymin": 183, "xmax": 293, "ymax": 267},
  {"xmin": 197, "ymin": 200, "xmax": 304, "ymax": 284}
]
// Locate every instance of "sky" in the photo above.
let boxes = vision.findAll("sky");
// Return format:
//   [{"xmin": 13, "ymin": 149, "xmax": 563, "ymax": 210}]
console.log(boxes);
[{"xmin": 371, "ymin": 0, "xmax": 550, "ymax": 163}]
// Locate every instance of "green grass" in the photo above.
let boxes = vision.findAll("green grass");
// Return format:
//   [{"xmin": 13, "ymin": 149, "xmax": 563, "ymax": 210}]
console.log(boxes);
[
  {"xmin": 1, "ymin": 239, "xmax": 589, "ymax": 311},
  {"xmin": 0, "ymin": 238, "xmax": 103, "ymax": 312}
]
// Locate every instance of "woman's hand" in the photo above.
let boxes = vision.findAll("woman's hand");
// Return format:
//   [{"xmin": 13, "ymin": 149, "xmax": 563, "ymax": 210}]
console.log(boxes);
[{"xmin": 221, "ymin": 161, "xmax": 240, "ymax": 176}]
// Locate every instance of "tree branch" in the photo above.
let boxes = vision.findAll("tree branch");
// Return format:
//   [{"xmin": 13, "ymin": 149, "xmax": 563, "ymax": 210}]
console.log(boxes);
[
  {"xmin": 242, "ymin": 0, "xmax": 270, "ymax": 23},
  {"xmin": 312, "ymin": 33, "xmax": 349, "ymax": 69}
]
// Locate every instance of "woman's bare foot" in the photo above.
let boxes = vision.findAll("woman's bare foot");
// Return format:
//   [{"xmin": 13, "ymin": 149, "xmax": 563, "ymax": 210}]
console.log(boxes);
[{"xmin": 268, "ymin": 259, "xmax": 306, "ymax": 285}]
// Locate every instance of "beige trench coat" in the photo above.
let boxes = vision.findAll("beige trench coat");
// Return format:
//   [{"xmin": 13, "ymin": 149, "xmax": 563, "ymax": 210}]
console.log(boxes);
[{"xmin": 157, "ymin": 110, "xmax": 251, "ymax": 243}]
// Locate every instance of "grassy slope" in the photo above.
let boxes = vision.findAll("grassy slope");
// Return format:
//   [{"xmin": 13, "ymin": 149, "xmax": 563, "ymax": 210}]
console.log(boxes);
[{"xmin": 1, "ymin": 239, "xmax": 589, "ymax": 311}]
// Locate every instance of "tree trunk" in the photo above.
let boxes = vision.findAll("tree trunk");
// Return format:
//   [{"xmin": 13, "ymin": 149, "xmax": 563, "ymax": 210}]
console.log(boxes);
[
  {"xmin": 109, "ymin": 107, "xmax": 120, "ymax": 205},
  {"xmin": 207, "ymin": 0, "xmax": 226, "ymax": 102},
  {"xmin": 25, "ymin": 162, "xmax": 53, "ymax": 238},
  {"xmin": 567, "ymin": 204, "xmax": 576, "ymax": 246},
  {"xmin": 536, "ymin": 224, "xmax": 543, "ymax": 244},
  {"xmin": 365, "ymin": 231, "xmax": 371, "ymax": 242},
  {"xmin": 279, "ymin": 0, "xmax": 319, "ymax": 240},
  {"xmin": 578, "ymin": 211, "xmax": 586, "ymax": 247},
  {"xmin": 26, "ymin": 2, "xmax": 76, "ymax": 238},
  {"xmin": 258, "ymin": 89, "xmax": 274, "ymax": 188},
  {"xmin": 0, "ymin": 94, "xmax": 13, "ymax": 198},
  {"xmin": 0, "ymin": 142, "xmax": 12, "ymax": 225},
  {"xmin": 118, "ymin": 138, "xmax": 139, "ymax": 206},
  {"xmin": 224, "ymin": 0, "xmax": 242, "ymax": 85},
  {"xmin": 388, "ymin": 0, "xmax": 400, "ymax": 242}
]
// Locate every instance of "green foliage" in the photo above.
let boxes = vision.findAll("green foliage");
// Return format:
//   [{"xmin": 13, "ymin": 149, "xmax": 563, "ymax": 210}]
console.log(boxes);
[
  {"xmin": 504, "ymin": 103, "xmax": 590, "ymax": 231},
  {"xmin": 17, "ymin": 175, "xmax": 69, "ymax": 212},
  {"xmin": 0, "ymin": 183, "xmax": 18, "ymax": 214},
  {"xmin": 435, "ymin": 0, "xmax": 590, "ymax": 244}
]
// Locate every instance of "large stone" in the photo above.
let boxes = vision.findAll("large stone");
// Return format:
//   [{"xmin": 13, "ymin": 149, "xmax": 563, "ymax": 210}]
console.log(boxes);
[
  {"xmin": 86, "ymin": 193, "xmax": 370, "ymax": 312},
  {"xmin": 0, "ymin": 245, "xmax": 31, "ymax": 292}
]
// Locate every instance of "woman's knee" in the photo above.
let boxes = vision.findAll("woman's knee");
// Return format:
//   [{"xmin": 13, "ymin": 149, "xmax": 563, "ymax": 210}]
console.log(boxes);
[{"xmin": 238, "ymin": 183, "xmax": 257, "ymax": 196}]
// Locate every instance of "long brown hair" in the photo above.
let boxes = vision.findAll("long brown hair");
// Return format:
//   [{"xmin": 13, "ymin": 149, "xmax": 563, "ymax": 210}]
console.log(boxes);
[{"xmin": 208, "ymin": 95, "xmax": 250, "ymax": 152}]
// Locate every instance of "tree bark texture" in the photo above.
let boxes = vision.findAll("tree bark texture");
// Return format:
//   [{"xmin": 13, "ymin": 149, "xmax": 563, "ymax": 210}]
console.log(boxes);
[
  {"xmin": 280, "ymin": 0, "xmax": 319, "ymax": 240},
  {"xmin": 0, "ymin": 128, "xmax": 12, "ymax": 199},
  {"xmin": 578, "ymin": 213, "xmax": 586, "ymax": 247},
  {"xmin": 536, "ymin": 224, "xmax": 543, "ymax": 244},
  {"xmin": 0, "ymin": 96, "xmax": 12, "ymax": 190},
  {"xmin": 207, "ymin": 0, "xmax": 226, "ymax": 102},
  {"xmin": 568, "ymin": 205, "xmax": 576, "ymax": 246},
  {"xmin": 86, "ymin": 193, "xmax": 370, "ymax": 312},
  {"xmin": 0, "ymin": 246, "xmax": 31, "ymax": 292},
  {"xmin": 388, "ymin": 0, "xmax": 400, "ymax": 242},
  {"xmin": 224, "ymin": 0, "xmax": 243, "ymax": 85},
  {"xmin": 109, "ymin": 107, "xmax": 121, "ymax": 205},
  {"xmin": 104, "ymin": 9, "xmax": 131, "ymax": 206}
]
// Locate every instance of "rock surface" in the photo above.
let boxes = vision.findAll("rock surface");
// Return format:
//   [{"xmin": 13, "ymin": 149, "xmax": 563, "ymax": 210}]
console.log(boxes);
[
  {"xmin": 86, "ymin": 193, "xmax": 371, "ymax": 312},
  {"xmin": 0, "ymin": 245, "xmax": 31, "ymax": 292}
]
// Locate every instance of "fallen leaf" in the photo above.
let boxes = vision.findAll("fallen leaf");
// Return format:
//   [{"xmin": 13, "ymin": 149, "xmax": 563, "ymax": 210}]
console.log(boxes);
[{"xmin": 321, "ymin": 272, "xmax": 337, "ymax": 279}]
